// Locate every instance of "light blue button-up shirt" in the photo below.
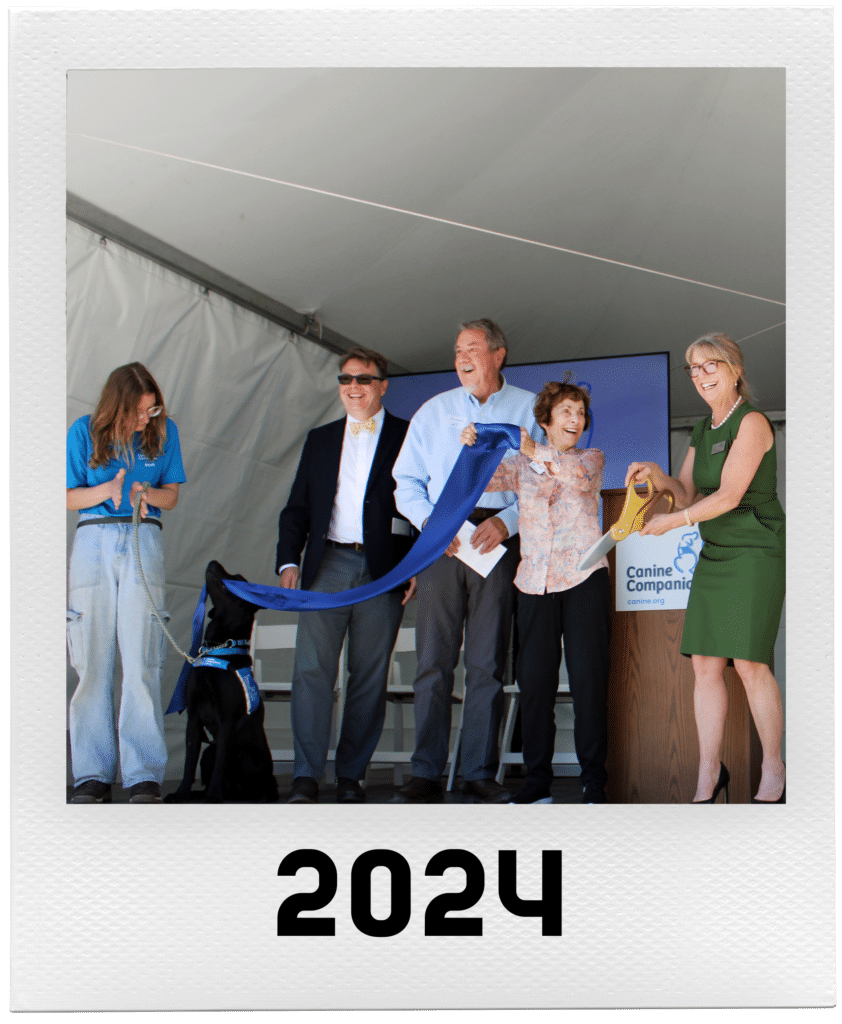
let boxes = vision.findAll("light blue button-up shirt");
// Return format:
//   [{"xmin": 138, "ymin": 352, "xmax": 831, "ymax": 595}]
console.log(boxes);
[{"xmin": 392, "ymin": 379, "xmax": 544, "ymax": 538}]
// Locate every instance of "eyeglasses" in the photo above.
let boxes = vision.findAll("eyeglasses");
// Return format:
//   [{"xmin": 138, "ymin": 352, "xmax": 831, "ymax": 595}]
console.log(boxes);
[
  {"xmin": 139, "ymin": 406, "xmax": 163, "ymax": 417},
  {"xmin": 337, "ymin": 374, "xmax": 384, "ymax": 386},
  {"xmin": 684, "ymin": 360, "xmax": 726, "ymax": 378}
]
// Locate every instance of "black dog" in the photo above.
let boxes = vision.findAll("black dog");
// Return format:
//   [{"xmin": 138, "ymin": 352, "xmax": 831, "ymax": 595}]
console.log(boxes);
[{"xmin": 165, "ymin": 560, "xmax": 278, "ymax": 803}]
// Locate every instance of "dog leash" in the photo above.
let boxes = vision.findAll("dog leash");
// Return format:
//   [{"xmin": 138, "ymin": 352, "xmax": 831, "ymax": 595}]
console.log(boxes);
[{"xmin": 132, "ymin": 484, "xmax": 197, "ymax": 665}]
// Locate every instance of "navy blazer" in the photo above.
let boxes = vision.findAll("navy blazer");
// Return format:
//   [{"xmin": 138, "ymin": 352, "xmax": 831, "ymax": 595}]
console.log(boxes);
[{"xmin": 276, "ymin": 410, "xmax": 416, "ymax": 591}]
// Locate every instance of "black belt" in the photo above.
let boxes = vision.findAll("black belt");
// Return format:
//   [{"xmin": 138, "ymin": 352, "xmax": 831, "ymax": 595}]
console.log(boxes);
[
  {"xmin": 467, "ymin": 507, "xmax": 505, "ymax": 525},
  {"xmin": 77, "ymin": 516, "xmax": 162, "ymax": 530},
  {"xmin": 326, "ymin": 539, "xmax": 364, "ymax": 552}
]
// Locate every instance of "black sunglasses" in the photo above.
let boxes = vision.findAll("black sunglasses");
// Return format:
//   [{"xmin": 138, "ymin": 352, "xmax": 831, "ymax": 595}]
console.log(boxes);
[{"xmin": 337, "ymin": 373, "xmax": 385, "ymax": 386}]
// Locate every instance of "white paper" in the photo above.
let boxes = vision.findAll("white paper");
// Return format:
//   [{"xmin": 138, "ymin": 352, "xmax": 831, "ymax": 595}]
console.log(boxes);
[{"xmin": 453, "ymin": 520, "xmax": 507, "ymax": 578}]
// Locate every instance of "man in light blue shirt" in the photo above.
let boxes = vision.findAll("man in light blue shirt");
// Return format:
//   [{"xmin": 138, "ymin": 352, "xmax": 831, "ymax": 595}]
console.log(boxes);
[{"xmin": 392, "ymin": 319, "xmax": 543, "ymax": 803}]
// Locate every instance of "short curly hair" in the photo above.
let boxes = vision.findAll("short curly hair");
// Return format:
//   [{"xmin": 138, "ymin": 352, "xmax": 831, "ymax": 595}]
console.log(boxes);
[{"xmin": 533, "ymin": 372, "xmax": 592, "ymax": 431}]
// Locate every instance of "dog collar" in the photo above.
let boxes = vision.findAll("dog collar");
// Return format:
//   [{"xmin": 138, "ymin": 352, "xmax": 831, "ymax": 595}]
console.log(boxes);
[{"xmin": 197, "ymin": 638, "xmax": 251, "ymax": 657}]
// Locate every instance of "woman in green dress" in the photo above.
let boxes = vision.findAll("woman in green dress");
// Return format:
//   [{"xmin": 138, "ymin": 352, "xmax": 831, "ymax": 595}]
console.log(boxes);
[{"xmin": 626, "ymin": 333, "xmax": 785, "ymax": 804}]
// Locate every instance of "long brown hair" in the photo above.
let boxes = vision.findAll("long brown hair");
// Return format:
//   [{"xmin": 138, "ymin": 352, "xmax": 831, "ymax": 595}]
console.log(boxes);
[{"xmin": 89, "ymin": 363, "xmax": 167, "ymax": 468}]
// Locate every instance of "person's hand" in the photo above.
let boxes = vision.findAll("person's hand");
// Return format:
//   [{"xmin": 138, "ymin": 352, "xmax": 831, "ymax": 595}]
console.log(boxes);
[
  {"xmin": 639, "ymin": 512, "xmax": 678, "ymax": 537},
  {"xmin": 460, "ymin": 423, "xmax": 477, "ymax": 446},
  {"xmin": 519, "ymin": 428, "xmax": 536, "ymax": 459},
  {"xmin": 279, "ymin": 566, "xmax": 300, "ymax": 589},
  {"xmin": 471, "ymin": 516, "xmax": 508, "ymax": 554},
  {"xmin": 625, "ymin": 461, "xmax": 655, "ymax": 488},
  {"xmin": 445, "ymin": 534, "xmax": 461, "ymax": 557},
  {"xmin": 107, "ymin": 467, "xmax": 126, "ymax": 512},
  {"xmin": 402, "ymin": 576, "xmax": 417, "ymax": 605},
  {"xmin": 129, "ymin": 479, "xmax": 148, "ymax": 519}
]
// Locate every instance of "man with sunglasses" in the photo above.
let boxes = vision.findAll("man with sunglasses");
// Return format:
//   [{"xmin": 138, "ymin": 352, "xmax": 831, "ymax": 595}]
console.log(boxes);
[{"xmin": 276, "ymin": 346, "xmax": 416, "ymax": 803}]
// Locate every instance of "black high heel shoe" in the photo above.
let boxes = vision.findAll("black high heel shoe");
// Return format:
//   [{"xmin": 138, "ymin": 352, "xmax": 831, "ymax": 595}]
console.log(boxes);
[
  {"xmin": 692, "ymin": 762, "xmax": 730, "ymax": 804},
  {"xmin": 752, "ymin": 764, "xmax": 786, "ymax": 804}
]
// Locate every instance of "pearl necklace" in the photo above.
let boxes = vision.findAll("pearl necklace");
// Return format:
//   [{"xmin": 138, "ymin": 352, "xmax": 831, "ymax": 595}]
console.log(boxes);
[{"xmin": 711, "ymin": 395, "xmax": 742, "ymax": 429}]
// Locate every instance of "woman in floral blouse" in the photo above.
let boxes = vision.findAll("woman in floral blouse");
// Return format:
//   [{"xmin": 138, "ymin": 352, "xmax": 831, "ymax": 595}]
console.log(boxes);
[{"xmin": 461, "ymin": 377, "xmax": 610, "ymax": 804}]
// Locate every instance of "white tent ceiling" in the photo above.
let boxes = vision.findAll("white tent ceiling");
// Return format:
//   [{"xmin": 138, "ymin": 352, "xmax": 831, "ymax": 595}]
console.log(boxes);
[{"xmin": 67, "ymin": 67, "xmax": 785, "ymax": 419}]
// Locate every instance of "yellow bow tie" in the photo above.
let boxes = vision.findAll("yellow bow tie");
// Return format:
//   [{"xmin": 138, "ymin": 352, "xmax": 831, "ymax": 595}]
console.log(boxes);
[{"xmin": 349, "ymin": 418, "xmax": 376, "ymax": 436}]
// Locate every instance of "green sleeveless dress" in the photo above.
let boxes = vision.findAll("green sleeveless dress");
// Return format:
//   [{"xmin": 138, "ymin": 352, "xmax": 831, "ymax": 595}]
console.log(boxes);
[{"xmin": 680, "ymin": 401, "xmax": 785, "ymax": 665}]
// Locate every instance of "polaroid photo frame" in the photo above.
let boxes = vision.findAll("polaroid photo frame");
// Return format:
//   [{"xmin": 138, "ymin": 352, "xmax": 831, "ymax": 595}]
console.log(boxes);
[{"xmin": 10, "ymin": 6, "xmax": 834, "ymax": 1012}]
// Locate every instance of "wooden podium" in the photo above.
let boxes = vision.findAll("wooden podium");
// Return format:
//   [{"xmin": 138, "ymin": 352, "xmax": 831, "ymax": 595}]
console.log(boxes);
[{"xmin": 601, "ymin": 488, "xmax": 761, "ymax": 803}]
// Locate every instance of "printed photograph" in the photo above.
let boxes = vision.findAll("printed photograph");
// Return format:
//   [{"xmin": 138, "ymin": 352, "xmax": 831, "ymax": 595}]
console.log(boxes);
[
  {"xmin": 65, "ymin": 66, "xmax": 786, "ymax": 808},
  {"xmin": 13, "ymin": 9, "xmax": 833, "ymax": 1010}
]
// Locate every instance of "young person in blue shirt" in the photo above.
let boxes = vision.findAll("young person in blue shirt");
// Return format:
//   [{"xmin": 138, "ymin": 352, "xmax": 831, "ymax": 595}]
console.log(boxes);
[{"xmin": 66, "ymin": 363, "xmax": 186, "ymax": 803}]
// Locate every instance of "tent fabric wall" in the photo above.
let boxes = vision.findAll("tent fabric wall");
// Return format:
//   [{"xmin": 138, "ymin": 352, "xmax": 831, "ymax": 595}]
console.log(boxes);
[{"xmin": 66, "ymin": 220, "xmax": 346, "ymax": 779}]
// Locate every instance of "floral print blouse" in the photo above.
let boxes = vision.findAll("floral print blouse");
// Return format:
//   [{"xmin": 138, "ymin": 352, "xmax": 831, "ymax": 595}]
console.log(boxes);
[{"xmin": 487, "ymin": 443, "xmax": 608, "ymax": 594}]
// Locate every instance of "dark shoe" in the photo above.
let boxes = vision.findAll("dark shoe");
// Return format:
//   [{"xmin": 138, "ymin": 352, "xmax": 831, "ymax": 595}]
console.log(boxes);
[
  {"xmin": 336, "ymin": 777, "xmax": 365, "ymax": 803},
  {"xmin": 582, "ymin": 785, "xmax": 607, "ymax": 804},
  {"xmin": 287, "ymin": 777, "xmax": 319, "ymax": 803},
  {"xmin": 70, "ymin": 780, "xmax": 112, "ymax": 804},
  {"xmin": 129, "ymin": 781, "xmax": 162, "ymax": 803},
  {"xmin": 510, "ymin": 783, "xmax": 553, "ymax": 804},
  {"xmin": 462, "ymin": 778, "xmax": 512, "ymax": 804},
  {"xmin": 692, "ymin": 762, "xmax": 730, "ymax": 804},
  {"xmin": 391, "ymin": 776, "xmax": 444, "ymax": 803}
]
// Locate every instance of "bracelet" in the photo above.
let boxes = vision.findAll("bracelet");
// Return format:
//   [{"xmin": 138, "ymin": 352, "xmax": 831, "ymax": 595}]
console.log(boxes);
[{"xmin": 683, "ymin": 509, "xmax": 693, "ymax": 527}]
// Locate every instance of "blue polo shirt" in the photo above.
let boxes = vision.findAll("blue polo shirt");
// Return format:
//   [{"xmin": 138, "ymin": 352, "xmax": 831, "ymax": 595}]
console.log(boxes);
[{"xmin": 67, "ymin": 415, "xmax": 187, "ymax": 518}]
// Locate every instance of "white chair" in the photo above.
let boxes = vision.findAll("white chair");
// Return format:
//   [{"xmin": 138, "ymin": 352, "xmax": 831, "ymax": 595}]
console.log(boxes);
[
  {"xmin": 494, "ymin": 658, "xmax": 577, "ymax": 785},
  {"xmin": 249, "ymin": 616, "xmax": 346, "ymax": 764}
]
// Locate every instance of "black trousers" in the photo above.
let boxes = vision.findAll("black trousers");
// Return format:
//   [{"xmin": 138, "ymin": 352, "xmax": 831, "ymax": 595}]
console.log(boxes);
[{"xmin": 515, "ymin": 568, "xmax": 611, "ymax": 790}]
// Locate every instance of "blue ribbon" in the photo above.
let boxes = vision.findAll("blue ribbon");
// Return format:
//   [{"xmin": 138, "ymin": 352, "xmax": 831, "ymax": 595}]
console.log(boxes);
[
  {"xmin": 167, "ymin": 422, "xmax": 521, "ymax": 714},
  {"xmin": 236, "ymin": 666, "xmax": 261, "ymax": 715}
]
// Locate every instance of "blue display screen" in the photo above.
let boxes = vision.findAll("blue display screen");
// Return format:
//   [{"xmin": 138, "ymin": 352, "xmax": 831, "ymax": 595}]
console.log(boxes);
[{"xmin": 382, "ymin": 352, "xmax": 671, "ymax": 488}]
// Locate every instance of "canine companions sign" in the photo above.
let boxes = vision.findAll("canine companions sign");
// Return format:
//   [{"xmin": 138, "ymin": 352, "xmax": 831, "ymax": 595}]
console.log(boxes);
[{"xmin": 614, "ymin": 527, "xmax": 703, "ymax": 611}]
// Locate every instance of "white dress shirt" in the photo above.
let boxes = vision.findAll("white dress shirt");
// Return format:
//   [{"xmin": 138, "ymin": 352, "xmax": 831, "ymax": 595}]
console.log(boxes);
[
  {"xmin": 278, "ymin": 407, "xmax": 385, "ymax": 575},
  {"xmin": 327, "ymin": 406, "xmax": 385, "ymax": 544}
]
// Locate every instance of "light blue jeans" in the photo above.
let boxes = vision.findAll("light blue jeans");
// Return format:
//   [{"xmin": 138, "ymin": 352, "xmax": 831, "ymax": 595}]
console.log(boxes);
[{"xmin": 66, "ymin": 517, "xmax": 169, "ymax": 788}]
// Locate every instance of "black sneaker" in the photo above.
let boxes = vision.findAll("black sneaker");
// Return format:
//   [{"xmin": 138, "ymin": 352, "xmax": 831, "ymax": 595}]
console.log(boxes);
[
  {"xmin": 582, "ymin": 785, "xmax": 607, "ymax": 804},
  {"xmin": 509, "ymin": 784, "xmax": 553, "ymax": 804},
  {"xmin": 70, "ymin": 780, "xmax": 112, "ymax": 804},
  {"xmin": 129, "ymin": 781, "xmax": 163, "ymax": 803}
]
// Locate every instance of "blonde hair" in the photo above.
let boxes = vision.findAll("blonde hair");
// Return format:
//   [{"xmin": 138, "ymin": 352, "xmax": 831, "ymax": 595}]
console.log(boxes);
[
  {"xmin": 686, "ymin": 332, "xmax": 755, "ymax": 404},
  {"xmin": 89, "ymin": 362, "xmax": 167, "ymax": 468}
]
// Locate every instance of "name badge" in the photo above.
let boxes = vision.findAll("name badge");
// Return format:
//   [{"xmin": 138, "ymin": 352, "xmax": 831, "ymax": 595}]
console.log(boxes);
[
  {"xmin": 711, "ymin": 441, "xmax": 727, "ymax": 455},
  {"xmin": 528, "ymin": 461, "xmax": 547, "ymax": 475},
  {"xmin": 391, "ymin": 517, "xmax": 412, "ymax": 536}
]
